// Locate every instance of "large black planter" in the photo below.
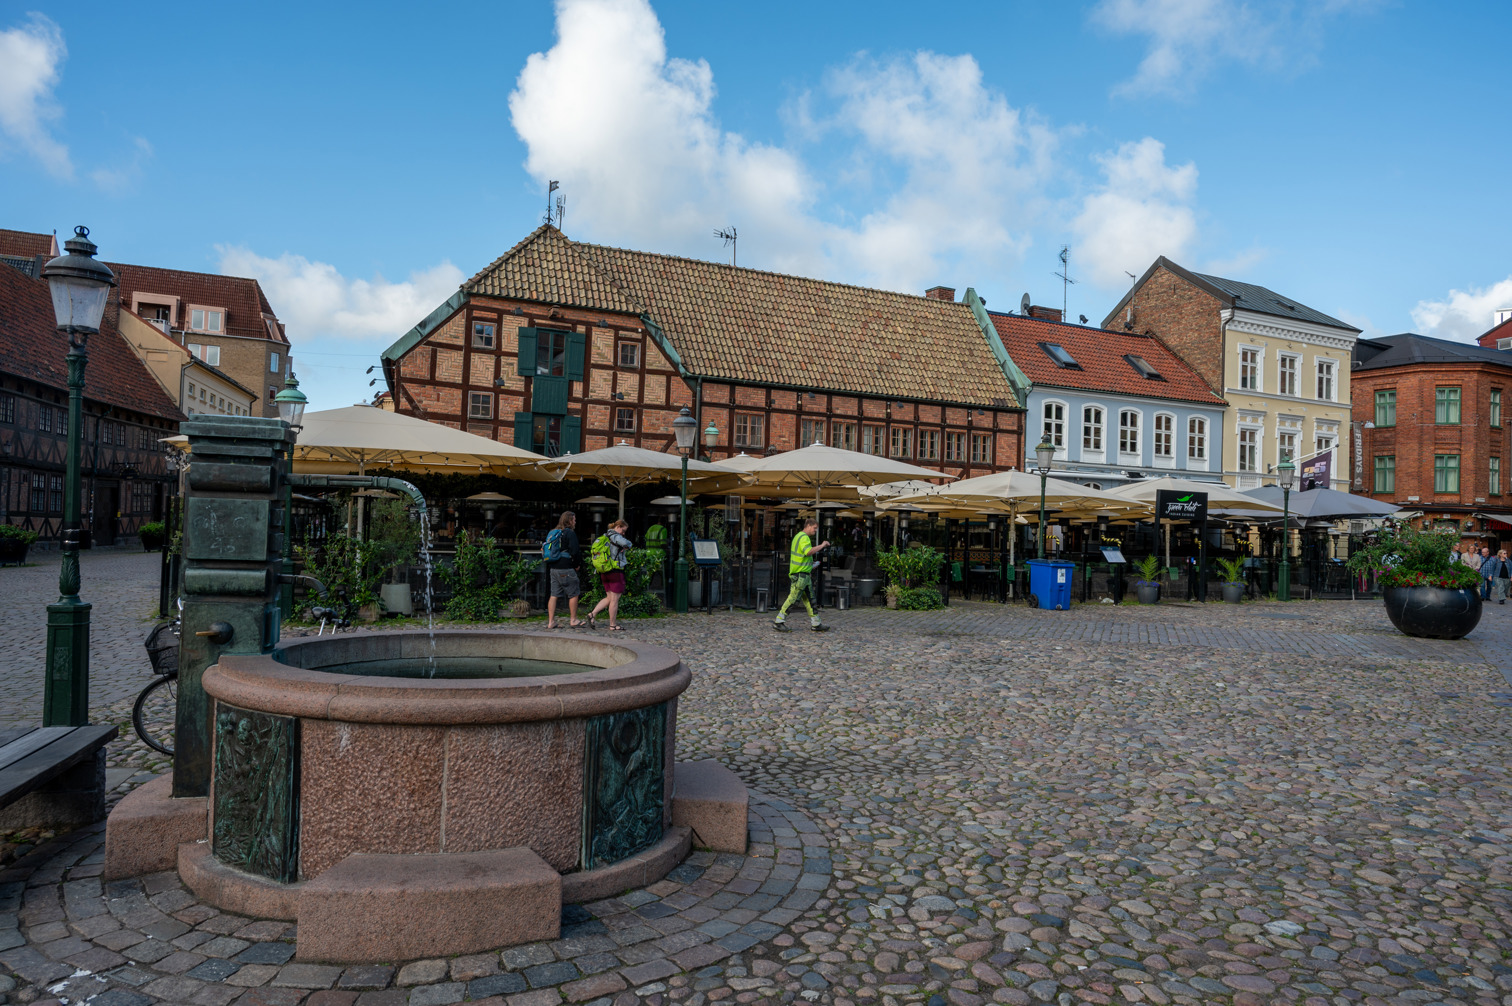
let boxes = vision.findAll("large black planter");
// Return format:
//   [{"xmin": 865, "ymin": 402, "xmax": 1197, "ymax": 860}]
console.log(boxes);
[
  {"xmin": 1382, "ymin": 586, "xmax": 1482, "ymax": 639},
  {"xmin": 0, "ymin": 539, "xmax": 28, "ymax": 566}
]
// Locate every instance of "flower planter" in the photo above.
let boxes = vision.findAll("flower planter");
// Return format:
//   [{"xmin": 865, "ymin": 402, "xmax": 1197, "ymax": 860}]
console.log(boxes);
[
  {"xmin": 1135, "ymin": 583, "xmax": 1160, "ymax": 605},
  {"xmin": 379, "ymin": 583, "xmax": 413, "ymax": 616},
  {"xmin": 1221, "ymin": 583, "xmax": 1244, "ymax": 604},
  {"xmin": 0, "ymin": 539, "xmax": 29, "ymax": 566},
  {"xmin": 1382, "ymin": 586, "xmax": 1482, "ymax": 639},
  {"xmin": 140, "ymin": 531, "xmax": 165, "ymax": 552}
]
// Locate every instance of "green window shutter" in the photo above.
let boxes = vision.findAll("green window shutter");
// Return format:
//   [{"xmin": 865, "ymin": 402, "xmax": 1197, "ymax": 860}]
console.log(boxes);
[
  {"xmin": 566, "ymin": 331, "xmax": 586, "ymax": 381},
  {"xmin": 562, "ymin": 414, "xmax": 582, "ymax": 454},
  {"xmin": 532, "ymin": 376, "xmax": 570, "ymax": 415},
  {"xmin": 516, "ymin": 328, "xmax": 538, "ymax": 377},
  {"xmin": 513, "ymin": 412, "xmax": 533, "ymax": 450}
]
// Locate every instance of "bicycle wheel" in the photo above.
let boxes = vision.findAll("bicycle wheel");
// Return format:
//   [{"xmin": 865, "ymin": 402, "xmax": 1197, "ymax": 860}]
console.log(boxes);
[{"xmin": 132, "ymin": 675, "xmax": 176, "ymax": 756}]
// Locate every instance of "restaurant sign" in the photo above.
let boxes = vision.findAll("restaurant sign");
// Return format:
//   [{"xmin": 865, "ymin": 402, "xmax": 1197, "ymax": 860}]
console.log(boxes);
[{"xmin": 1155, "ymin": 490, "xmax": 1208, "ymax": 522}]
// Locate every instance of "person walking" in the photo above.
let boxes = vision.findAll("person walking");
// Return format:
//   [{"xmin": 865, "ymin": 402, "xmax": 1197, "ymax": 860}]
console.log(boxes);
[
  {"xmin": 774, "ymin": 517, "xmax": 830, "ymax": 632},
  {"xmin": 1482, "ymin": 546, "xmax": 1496, "ymax": 600},
  {"xmin": 1489, "ymin": 549, "xmax": 1512, "ymax": 605},
  {"xmin": 544, "ymin": 511, "xmax": 585, "ymax": 629},
  {"xmin": 588, "ymin": 519, "xmax": 634, "ymax": 631}
]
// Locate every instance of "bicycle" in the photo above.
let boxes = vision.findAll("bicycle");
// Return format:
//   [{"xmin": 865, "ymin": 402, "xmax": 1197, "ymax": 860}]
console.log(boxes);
[{"xmin": 134, "ymin": 617, "xmax": 180, "ymax": 756}]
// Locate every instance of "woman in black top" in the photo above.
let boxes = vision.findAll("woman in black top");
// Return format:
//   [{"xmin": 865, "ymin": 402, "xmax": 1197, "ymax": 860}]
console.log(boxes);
[{"xmin": 545, "ymin": 511, "xmax": 585, "ymax": 628}]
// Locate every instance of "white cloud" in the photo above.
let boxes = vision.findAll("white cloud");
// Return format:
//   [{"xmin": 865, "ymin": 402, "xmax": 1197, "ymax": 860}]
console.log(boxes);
[
  {"xmin": 1090, "ymin": 0, "xmax": 1377, "ymax": 99},
  {"xmin": 1411, "ymin": 277, "xmax": 1512, "ymax": 343},
  {"xmin": 0, "ymin": 13, "xmax": 71, "ymax": 178},
  {"xmin": 217, "ymin": 246, "xmax": 465, "ymax": 344},
  {"xmin": 91, "ymin": 135, "xmax": 153, "ymax": 194},
  {"xmin": 1071, "ymin": 138, "xmax": 1198, "ymax": 287},
  {"xmin": 508, "ymin": 0, "xmax": 1059, "ymax": 294}
]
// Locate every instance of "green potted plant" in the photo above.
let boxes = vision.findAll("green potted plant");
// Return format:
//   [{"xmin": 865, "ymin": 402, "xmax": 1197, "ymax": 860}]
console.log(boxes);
[
  {"xmin": 1133, "ymin": 555, "xmax": 1163, "ymax": 604},
  {"xmin": 1346, "ymin": 521, "xmax": 1481, "ymax": 638},
  {"xmin": 0, "ymin": 524, "xmax": 39, "ymax": 566},
  {"xmin": 875, "ymin": 544, "xmax": 945, "ymax": 609},
  {"xmin": 1215, "ymin": 556, "xmax": 1246, "ymax": 604},
  {"xmin": 138, "ymin": 520, "xmax": 166, "ymax": 552},
  {"xmin": 884, "ymin": 583, "xmax": 901, "ymax": 609}
]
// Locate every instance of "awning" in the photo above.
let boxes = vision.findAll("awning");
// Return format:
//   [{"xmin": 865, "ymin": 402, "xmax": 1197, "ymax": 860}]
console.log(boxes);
[{"xmin": 1477, "ymin": 512, "xmax": 1512, "ymax": 527}]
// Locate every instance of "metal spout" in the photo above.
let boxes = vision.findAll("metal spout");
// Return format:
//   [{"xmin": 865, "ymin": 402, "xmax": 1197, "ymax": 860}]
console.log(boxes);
[
  {"xmin": 285, "ymin": 474, "xmax": 428, "ymax": 521},
  {"xmin": 277, "ymin": 573, "xmax": 329, "ymax": 600}
]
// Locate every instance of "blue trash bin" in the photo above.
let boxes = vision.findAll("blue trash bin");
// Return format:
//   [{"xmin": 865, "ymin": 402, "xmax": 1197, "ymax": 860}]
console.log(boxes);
[{"xmin": 1026, "ymin": 559, "xmax": 1076, "ymax": 610}]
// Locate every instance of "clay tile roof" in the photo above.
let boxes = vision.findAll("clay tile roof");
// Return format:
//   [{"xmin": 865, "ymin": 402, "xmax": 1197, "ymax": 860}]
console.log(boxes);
[
  {"xmin": 989, "ymin": 312, "xmax": 1226, "ymax": 407},
  {"xmin": 0, "ymin": 228, "xmax": 54, "ymax": 258},
  {"xmin": 108, "ymin": 263, "xmax": 286, "ymax": 343},
  {"xmin": 0, "ymin": 263, "xmax": 183, "ymax": 422},
  {"xmin": 466, "ymin": 227, "xmax": 1021, "ymax": 408}
]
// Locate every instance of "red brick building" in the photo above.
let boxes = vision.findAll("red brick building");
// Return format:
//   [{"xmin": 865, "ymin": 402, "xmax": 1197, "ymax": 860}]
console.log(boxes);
[
  {"xmin": 1353, "ymin": 333, "xmax": 1512, "ymax": 542},
  {"xmin": 381, "ymin": 226, "xmax": 1025, "ymax": 473},
  {"xmin": 0, "ymin": 254, "xmax": 184, "ymax": 544},
  {"xmin": 1476, "ymin": 313, "xmax": 1512, "ymax": 351}
]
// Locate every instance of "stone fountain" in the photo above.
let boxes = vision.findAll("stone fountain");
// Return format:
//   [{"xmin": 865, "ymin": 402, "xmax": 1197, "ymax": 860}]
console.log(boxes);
[{"xmin": 103, "ymin": 416, "xmax": 747, "ymax": 963}]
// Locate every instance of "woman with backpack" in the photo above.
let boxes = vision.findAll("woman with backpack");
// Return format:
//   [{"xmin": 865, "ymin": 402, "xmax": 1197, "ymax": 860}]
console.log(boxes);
[{"xmin": 588, "ymin": 519, "xmax": 634, "ymax": 631}]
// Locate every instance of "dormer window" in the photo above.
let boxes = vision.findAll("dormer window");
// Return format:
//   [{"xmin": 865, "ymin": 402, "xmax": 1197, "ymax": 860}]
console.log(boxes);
[
  {"xmin": 1125, "ymin": 354, "xmax": 1165, "ymax": 381},
  {"xmin": 1038, "ymin": 343, "xmax": 1081, "ymax": 369},
  {"xmin": 189, "ymin": 306, "xmax": 225, "ymax": 334}
]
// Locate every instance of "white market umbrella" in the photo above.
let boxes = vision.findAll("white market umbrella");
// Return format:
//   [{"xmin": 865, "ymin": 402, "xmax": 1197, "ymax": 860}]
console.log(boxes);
[
  {"xmin": 732, "ymin": 442, "xmax": 951, "ymax": 509},
  {"xmin": 1111, "ymin": 476, "xmax": 1283, "ymax": 511},
  {"xmin": 542, "ymin": 441, "xmax": 751, "ymax": 518}
]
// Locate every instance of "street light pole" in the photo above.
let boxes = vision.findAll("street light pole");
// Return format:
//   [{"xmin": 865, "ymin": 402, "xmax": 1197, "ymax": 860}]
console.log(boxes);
[
  {"xmin": 672, "ymin": 408, "xmax": 697, "ymax": 613},
  {"xmin": 1033, "ymin": 435, "xmax": 1056, "ymax": 560},
  {"xmin": 41, "ymin": 227, "xmax": 116, "ymax": 727},
  {"xmin": 1277, "ymin": 453, "xmax": 1295, "ymax": 601},
  {"xmin": 274, "ymin": 375, "xmax": 308, "ymax": 620}
]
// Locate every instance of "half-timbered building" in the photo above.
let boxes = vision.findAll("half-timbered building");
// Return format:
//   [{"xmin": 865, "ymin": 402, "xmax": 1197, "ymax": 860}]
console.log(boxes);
[{"xmin": 381, "ymin": 226, "xmax": 1025, "ymax": 474}]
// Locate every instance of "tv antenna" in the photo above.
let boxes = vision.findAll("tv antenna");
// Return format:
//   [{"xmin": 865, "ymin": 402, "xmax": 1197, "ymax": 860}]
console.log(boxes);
[
  {"xmin": 1053, "ymin": 245, "xmax": 1077, "ymax": 320},
  {"xmin": 545, "ymin": 180, "xmax": 560, "ymax": 227},
  {"xmin": 714, "ymin": 226, "xmax": 737, "ymax": 267}
]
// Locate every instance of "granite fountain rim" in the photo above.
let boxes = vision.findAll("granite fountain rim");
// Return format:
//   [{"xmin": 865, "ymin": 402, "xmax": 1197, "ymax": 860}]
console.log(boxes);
[{"xmin": 202, "ymin": 628, "xmax": 690, "ymax": 724}]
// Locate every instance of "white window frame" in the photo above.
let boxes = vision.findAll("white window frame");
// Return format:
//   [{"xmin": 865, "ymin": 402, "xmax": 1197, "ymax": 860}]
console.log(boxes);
[
  {"xmin": 1041, "ymin": 399, "xmax": 1068, "ymax": 459},
  {"xmin": 970, "ymin": 432, "xmax": 992, "ymax": 465},
  {"xmin": 1277, "ymin": 430, "xmax": 1298, "ymax": 466},
  {"xmin": 1117, "ymin": 408, "xmax": 1142, "ymax": 462},
  {"xmin": 1238, "ymin": 345, "xmax": 1263, "ymax": 391},
  {"xmin": 1237, "ymin": 425, "xmax": 1261, "ymax": 474},
  {"xmin": 188, "ymin": 305, "xmax": 224, "ymax": 334},
  {"xmin": 270, "ymin": 352, "xmax": 281, "ymax": 373},
  {"xmin": 1277, "ymin": 353, "xmax": 1299, "ymax": 397},
  {"xmin": 467, "ymin": 392, "xmax": 493, "ymax": 419},
  {"xmin": 1081, "ymin": 404, "xmax": 1104, "ymax": 460},
  {"xmin": 1315, "ymin": 358, "xmax": 1337, "ymax": 401},
  {"xmin": 1152, "ymin": 412, "xmax": 1176, "ymax": 468},
  {"xmin": 1187, "ymin": 416, "xmax": 1209, "ymax": 471},
  {"xmin": 187, "ymin": 343, "xmax": 221, "ymax": 367}
]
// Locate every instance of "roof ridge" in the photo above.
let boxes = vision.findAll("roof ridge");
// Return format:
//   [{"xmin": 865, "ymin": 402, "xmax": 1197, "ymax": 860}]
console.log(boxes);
[
  {"xmin": 986, "ymin": 310, "xmax": 1154, "ymax": 337},
  {"xmin": 464, "ymin": 223, "xmax": 558, "ymax": 290}
]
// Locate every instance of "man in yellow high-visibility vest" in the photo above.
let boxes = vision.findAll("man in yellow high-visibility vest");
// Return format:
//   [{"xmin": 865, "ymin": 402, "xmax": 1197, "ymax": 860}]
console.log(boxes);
[{"xmin": 774, "ymin": 517, "xmax": 830, "ymax": 632}]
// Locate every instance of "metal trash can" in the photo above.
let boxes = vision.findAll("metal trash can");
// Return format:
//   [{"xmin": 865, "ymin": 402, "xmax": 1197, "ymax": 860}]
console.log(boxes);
[
  {"xmin": 1026, "ymin": 559, "xmax": 1076, "ymax": 610},
  {"xmin": 755, "ymin": 587, "xmax": 769, "ymax": 613}
]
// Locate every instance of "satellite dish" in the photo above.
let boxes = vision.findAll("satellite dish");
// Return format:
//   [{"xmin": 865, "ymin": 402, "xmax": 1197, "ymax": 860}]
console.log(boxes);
[{"xmin": 1020, "ymin": 293, "xmax": 1031, "ymax": 315}]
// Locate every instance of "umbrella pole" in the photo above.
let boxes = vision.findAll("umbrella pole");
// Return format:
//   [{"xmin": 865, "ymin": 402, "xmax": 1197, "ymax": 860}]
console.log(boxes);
[{"xmin": 618, "ymin": 482, "xmax": 627, "ymax": 522}]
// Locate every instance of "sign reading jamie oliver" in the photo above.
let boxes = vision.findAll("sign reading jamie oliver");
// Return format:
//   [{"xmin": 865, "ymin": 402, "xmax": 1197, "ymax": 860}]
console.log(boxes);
[{"xmin": 1155, "ymin": 490, "xmax": 1208, "ymax": 521}]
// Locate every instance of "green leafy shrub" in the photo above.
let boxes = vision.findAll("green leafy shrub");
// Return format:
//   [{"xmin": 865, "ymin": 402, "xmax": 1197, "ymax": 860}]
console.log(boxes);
[
  {"xmin": 296, "ymin": 533, "xmax": 384, "ymax": 613},
  {"xmin": 368, "ymin": 500, "xmax": 421, "ymax": 580},
  {"xmin": 439, "ymin": 533, "xmax": 540, "ymax": 622},
  {"xmin": 1346, "ymin": 522, "xmax": 1480, "ymax": 589},
  {"xmin": 897, "ymin": 586, "xmax": 944, "ymax": 610},
  {"xmin": 1214, "ymin": 556, "xmax": 1246, "ymax": 585},
  {"xmin": 138, "ymin": 521, "xmax": 166, "ymax": 538},
  {"xmin": 875, "ymin": 544, "xmax": 945, "ymax": 590},
  {"xmin": 0, "ymin": 524, "xmax": 40, "ymax": 545}
]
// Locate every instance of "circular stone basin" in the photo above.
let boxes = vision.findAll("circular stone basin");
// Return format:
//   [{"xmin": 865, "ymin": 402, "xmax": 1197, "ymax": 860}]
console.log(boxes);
[{"xmin": 201, "ymin": 630, "xmax": 689, "ymax": 885}]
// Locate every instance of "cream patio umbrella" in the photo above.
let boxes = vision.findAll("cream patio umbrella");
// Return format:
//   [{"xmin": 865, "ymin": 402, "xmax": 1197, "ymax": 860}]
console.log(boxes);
[
  {"xmin": 731, "ymin": 443, "xmax": 951, "ymax": 508},
  {"xmin": 289, "ymin": 406, "xmax": 557, "ymax": 477},
  {"xmin": 541, "ymin": 441, "xmax": 751, "ymax": 519},
  {"xmin": 1111, "ymin": 476, "xmax": 1283, "ymax": 572}
]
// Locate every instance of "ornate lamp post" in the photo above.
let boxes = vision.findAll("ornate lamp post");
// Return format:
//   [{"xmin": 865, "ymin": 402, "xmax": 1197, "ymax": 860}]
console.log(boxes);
[
  {"xmin": 672, "ymin": 407, "xmax": 697, "ymax": 613},
  {"xmin": 40, "ymin": 227, "xmax": 116, "ymax": 727},
  {"xmin": 1277, "ymin": 453, "xmax": 1296, "ymax": 601},
  {"xmin": 274, "ymin": 375, "xmax": 308, "ymax": 619},
  {"xmin": 1033, "ymin": 434, "xmax": 1056, "ymax": 559}
]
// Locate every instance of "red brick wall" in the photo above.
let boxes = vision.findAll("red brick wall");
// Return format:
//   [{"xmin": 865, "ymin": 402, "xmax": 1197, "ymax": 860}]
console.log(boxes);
[
  {"xmin": 1107, "ymin": 266, "xmax": 1225, "ymax": 393},
  {"xmin": 1353, "ymin": 362, "xmax": 1512, "ymax": 516}
]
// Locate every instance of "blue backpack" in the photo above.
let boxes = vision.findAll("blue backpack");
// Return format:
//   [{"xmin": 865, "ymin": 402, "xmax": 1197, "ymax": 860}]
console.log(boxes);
[{"xmin": 543, "ymin": 528, "xmax": 567, "ymax": 562}]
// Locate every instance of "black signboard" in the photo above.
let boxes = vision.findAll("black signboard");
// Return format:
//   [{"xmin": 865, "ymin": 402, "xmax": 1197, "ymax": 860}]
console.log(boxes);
[{"xmin": 1155, "ymin": 489, "xmax": 1208, "ymax": 522}]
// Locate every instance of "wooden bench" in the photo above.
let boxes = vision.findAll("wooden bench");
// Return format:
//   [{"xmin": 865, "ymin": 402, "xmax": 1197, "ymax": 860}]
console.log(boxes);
[{"xmin": 0, "ymin": 724, "xmax": 118, "ymax": 831}]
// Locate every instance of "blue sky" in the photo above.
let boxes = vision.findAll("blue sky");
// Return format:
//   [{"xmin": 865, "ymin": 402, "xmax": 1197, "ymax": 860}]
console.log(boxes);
[{"xmin": 3, "ymin": 1, "xmax": 1510, "ymax": 410}]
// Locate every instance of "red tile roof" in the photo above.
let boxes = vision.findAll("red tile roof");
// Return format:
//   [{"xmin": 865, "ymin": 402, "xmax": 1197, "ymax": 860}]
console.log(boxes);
[
  {"xmin": 0, "ymin": 262, "xmax": 183, "ymax": 422},
  {"xmin": 989, "ymin": 312, "xmax": 1225, "ymax": 406},
  {"xmin": 0, "ymin": 228, "xmax": 286, "ymax": 344}
]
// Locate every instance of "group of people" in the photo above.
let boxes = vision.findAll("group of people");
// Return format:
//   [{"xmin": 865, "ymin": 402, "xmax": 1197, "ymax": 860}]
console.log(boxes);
[
  {"xmin": 1455, "ymin": 543, "xmax": 1512, "ymax": 603},
  {"xmin": 541, "ymin": 510, "xmax": 635, "ymax": 630}
]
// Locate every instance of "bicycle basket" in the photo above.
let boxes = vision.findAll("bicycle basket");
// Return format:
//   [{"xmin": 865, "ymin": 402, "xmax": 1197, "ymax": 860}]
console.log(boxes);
[{"xmin": 144, "ymin": 623, "xmax": 179, "ymax": 676}]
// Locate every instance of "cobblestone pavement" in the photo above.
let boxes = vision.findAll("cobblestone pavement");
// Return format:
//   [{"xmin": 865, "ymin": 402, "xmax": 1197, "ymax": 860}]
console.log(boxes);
[
  {"xmin": 6, "ymin": 594, "xmax": 1512, "ymax": 1006},
  {"xmin": 0, "ymin": 551, "xmax": 163, "ymax": 729}
]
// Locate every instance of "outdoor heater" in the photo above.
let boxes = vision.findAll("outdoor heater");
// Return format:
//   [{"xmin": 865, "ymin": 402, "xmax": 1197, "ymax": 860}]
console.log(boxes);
[
  {"xmin": 1033, "ymin": 434, "xmax": 1056, "ymax": 559},
  {"xmin": 1277, "ymin": 453, "xmax": 1296, "ymax": 601},
  {"xmin": 672, "ymin": 407, "xmax": 697, "ymax": 612}
]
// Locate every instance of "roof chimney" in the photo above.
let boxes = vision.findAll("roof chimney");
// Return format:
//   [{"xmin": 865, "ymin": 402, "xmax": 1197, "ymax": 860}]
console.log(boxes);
[
  {"xmin": 1027, "ymin": 305, "xmax": 1063, "ymax": 322},
  {"xmin": 924, "ymin": 286, "xmax": 955, "ymax": 302}
]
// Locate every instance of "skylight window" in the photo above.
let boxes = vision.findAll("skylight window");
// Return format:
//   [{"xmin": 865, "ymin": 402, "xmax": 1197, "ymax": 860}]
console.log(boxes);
[
  {"xmin": 1125, "ymin": 354, "xmax": 1165, "ymax": 381},
  {"xmin": 1038, "ymin": 342, "xmax": 1081, "ymax": 369}
]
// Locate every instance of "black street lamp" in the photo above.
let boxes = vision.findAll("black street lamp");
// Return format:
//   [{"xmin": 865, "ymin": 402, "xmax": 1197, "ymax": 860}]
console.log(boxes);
[
  {"xmin": 40, "ymin": 226, "xmax": 116, "ymax": 727},
  {"xmin": 1033, "ymin": 434, "xmax": 1056, "ymax": 559},
  {"xmin": 672, "ymin": 407, "xmax": 697, "ymax": 613},
  {"xmin": 274, "ymin": 375, "xmax": 308, "ymax": 619},
  {"xmin": 1277, "ymin": 452, "xmax": 1296, "ymax": 601}
]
